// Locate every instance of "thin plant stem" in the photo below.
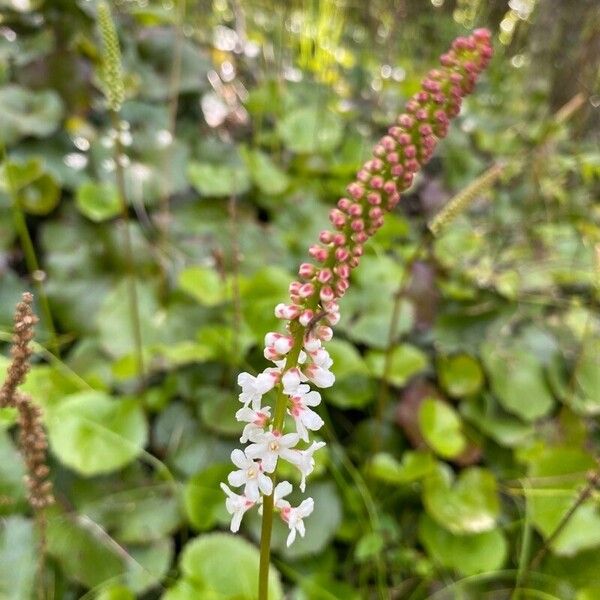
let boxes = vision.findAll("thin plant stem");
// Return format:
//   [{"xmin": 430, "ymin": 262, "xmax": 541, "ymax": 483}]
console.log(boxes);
[
  {"xmin": 110, "ymin": 110, "xmax": 146, "ymax": 385},
  {"xmin": 1, "ymin": 144, "xmax": 60, "ymax": 357},
  {"xmin": 527, "ymin": 468, "xmax": 600, "ymax": 574}
]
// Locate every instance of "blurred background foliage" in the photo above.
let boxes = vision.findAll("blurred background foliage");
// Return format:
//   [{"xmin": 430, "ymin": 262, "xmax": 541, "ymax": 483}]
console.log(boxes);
[{"xmin": 0, "ymin": 0, "xmax": 599, "ymax": 598}]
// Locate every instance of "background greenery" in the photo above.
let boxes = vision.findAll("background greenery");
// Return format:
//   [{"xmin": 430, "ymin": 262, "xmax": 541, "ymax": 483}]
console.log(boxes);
[{"xmin": 0, "ymin": 0, "xmax": 599, "ymax": 598}]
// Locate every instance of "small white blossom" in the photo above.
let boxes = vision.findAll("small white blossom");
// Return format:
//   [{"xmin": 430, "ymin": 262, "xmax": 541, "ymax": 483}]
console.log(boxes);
[
  {"xmin": 287, "ymin": 440, "xmax": 326, "ymax": 491},
  {"xmin": 282, "ymin": 368, "xmax": 306, "ymax": 395},
  {"xmin": 227, "ymin": 449, "xmax": 273, "ymax": 501},
  {"xmin": 274, "ymin": 481, "xmax": 315, "ymax": 547},
  {"xmin": 220, "ymin": 483, "xmax": 255, "ymax": 532},
  {"xmin": 235, "ymin": 406, "xmax": 271, "ymax": 443},
  {"xmin": 246, "ymin": 430, "xmax": 300, "ymax": 473},
  {"xmin": 238, "ymin": 369, "xmax": 280, "ymax": 409},
  {"xmin": 288, "ymin": 384, "xmax": 324, "ymax": 442},
  {"xmin": 304, "ymin": 363, "xmax": 335, "ymax": 388}
]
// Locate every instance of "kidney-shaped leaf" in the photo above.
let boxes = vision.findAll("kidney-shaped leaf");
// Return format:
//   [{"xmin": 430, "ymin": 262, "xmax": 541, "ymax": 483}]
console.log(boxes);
[{"xmin": 46, "ymin": 391, "xmax": 148, "ymax": 476}]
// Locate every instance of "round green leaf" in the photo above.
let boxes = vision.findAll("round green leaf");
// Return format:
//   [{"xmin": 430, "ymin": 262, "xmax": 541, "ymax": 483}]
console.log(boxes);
[
  {"xmin": 178, "ymin": 266, "xmax": 227, "ymax": 307},
  {"xmin": 0, "ymin": 85, "xmax": 63, "ymax": 144},
  {"xmin": 367, "ymin": 451, "xmax": 436, "ymax": 485},
  {"xmin": 46, "ymin": 391, "xmax": 148, "ymax": 476},
  {"xmin": 277, "ymin": 106, "xmax": 343, "ymax": 154},
  {"xmin": 17, "ymin": 172, "xmax": 60, "ymax": 215},
  {"xmin": 187, "ymin": 162, "xmax": 250, "ymax": 197},
  {"xmin": 418, "ymin": 514, "xmax": 507, "ymax": 576},
  {"xmin": 76, "ymin": 181, "xmax": 122, "ymax": 222},
  {"xmin": 419, "ymin": 398, "xmax": 467, "ymax": 459},
  {"xmin": 437, "ymin": 354, "xmax": 484, "ymax": 397},
  {"xmin": 179, "ymin": 533, "xmax": 283, "ymax": 599},
  {"xmin": 482, "ymin": 341, "xmax": 555, "ymax": 421},
  {"xmin": 423, "ymin": 465, "xmax": 500, "ymax": 534},
  {"xmin": 242, "ymin": 148, "xmax": 289, "ymax": 195}
]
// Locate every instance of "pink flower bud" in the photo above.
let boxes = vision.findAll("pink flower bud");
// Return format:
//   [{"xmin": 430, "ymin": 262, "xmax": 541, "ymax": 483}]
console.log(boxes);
[
  {"xmin": 319, "ymin": 230, "xmax": 333, "ymax": 244},
  {"xmin": 381, "ymin": 136, "xmax": 396, "ymax": 151},
  {"xmin": 335, "ymin": 247, "xmax": 350, "ymax": 261},
  {"xmin": 298, "ymin": 283, "xmax": 315, "ymax": 298},
  {"xmin": 332, "ymin": 233, "xmax": 346, "ymax": 246},
  {"xmin": 299, "ymin": 310, "xmax": 315, "ymax": 327},
  {"xmin": 289, "ymin": 281, "xmax": 301, "ymax": 295},
  {"xmin": 391, "ymin": 164, "xmax": 404, "ymax": 177},
  {"xmin": 383, "ymin": 180, "xmax": 397, "ymax": 195},
  {"xmin": 397, "ymin": 133, "xmax": 412, "ymax": 146},
  {"xmin": 415, "ymin": 109, "xmax": 428, "ymax": 121},
  {"xmin": 357, "ymin": 169, "xmax": 370, "ymax": 182},
  {"xmin": 337, "ymin": 198, "xmax": 351, "ymax": 211},
  {"xmin": 369, "ymin": 207, "xmax": 383, "ymax": 220},
  {"xmin": 317, "ymin": 268, "xmax": 332, "ymax": 283},
  {"xmin": 351, "ymin": 219, "xmax": 365, "ymax": 232},
  {"xmin": 348, "ymin": 203, "xmax": 362, "ymax": 217},
  {"xmin": 370, "ymin": 176, "xmax": 384, "ymax": 189},
  {"xmin": 352, "ymin": 244, "xmax": 364, "ymax": 257},
  {"xmin": 398, "ymin": 114, "xmax": 414, "ymax": 128},
  {"xmin": 353, "ymin": 231, "xmax": 368, "ymax": 243},
  {"xmin": 299, "ymin": 263, "xmax": 316, "ymax": 279},
  {"xmin": 334, "ymin": 264, "xmax": 350, "ymax": 279},
  {"xmin": 348, "ymin": 256, "xmax": 360, "ymax": 268},
  {"xmin": 275, "ymin": 303, "xmax": 302, "ymax": 320},
  {"xmin": 320, "ymin": 286, "xmax": 335, "ymax": 302},
  {"xmin": 316, "ymin": 325, "xmax": 333, "ymax": 341},
  {"xmin": 387, "ymin": 152, "xmax": 399, "ymax": 164},
  {"xmin": 419, "ymin": 124, "xmax": 433, "ymax": 136},
  {"xmin": 309, "ymin": 244, "xmax": 329, "ymax": 262},
  {"xmin": 329, "ymin": 209, "xmax": 346, "ymax": 229},
  {"xmin": 367, "ymin": 192, "xmax": 382, "ymax": 205},
  {"xmin": 347, "ymin": 182, "xmax": 364, "ymax": 199}
]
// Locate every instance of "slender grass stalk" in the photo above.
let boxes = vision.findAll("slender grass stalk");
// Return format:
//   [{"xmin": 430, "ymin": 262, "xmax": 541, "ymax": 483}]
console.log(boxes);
[{"xmin": 97, "ymin": 2, "xmax": 146, "ymax": 384}]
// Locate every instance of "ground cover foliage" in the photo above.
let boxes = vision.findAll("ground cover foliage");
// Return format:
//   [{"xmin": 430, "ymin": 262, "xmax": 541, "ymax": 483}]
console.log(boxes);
[{"xmin": 0, "ymin": 0, "xmax": 599, "ymax": 598}]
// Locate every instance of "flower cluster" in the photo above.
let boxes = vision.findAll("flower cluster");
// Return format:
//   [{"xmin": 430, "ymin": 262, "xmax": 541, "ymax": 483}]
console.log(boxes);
[{"xmin": 222, "ymin": 29, "xmax": 492, "ymax": 544}]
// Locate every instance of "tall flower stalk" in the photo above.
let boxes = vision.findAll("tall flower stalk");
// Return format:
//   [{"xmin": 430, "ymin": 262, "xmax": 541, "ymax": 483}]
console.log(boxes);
[{"xmin": 220, "ymin": 30, "xmax": 493, "ymax": 599}]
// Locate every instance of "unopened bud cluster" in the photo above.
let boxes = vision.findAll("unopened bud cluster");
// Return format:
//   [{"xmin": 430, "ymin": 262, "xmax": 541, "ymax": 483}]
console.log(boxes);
[
  {"xmin": 222, "ymin": 30, "xmax": 492, "ymax": 544},
  {"xmin": 0, "ymin": 293, "xmax": 54, "ymax": 510}
]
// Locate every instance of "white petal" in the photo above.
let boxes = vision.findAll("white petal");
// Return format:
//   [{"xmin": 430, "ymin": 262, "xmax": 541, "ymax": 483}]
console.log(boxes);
[
  {"xmin": 261, "ymin": 453, "xmax": 278, "ymax": 473},
  {"xmin": 258, "ymin": 473, "xmax": 273, "ymax": 496},
  {"xmin": 274, "ymin": 480, "xmax": 293, "ymax": 503},
  {"xmin": 228, "ymin": 470, "xmax": 247, "ymax": 488},
  {"xmin": 245, "ymin": 478, "xmax": 260, "ymax": 502},
  {"xmin": 302, "ymin": 409, "xmax": 324, "ymax": 431},
  {"xmin": 231, "ymin": 448, "xmax": 250, "ymax": 469},
  {"xmin": 302, "ymin": 390, "xmax": 322, "ymax": 407},
  {"xmin": 286, "ymin": 527, "xmax": 296, "ymax": 547},
  {"xmin": 280, "ymin": 432, "xmax": 300, "ymax": 448},
  {"xmin": 230, "ymin": 511, "xmax": 243, "ymax": 533}
]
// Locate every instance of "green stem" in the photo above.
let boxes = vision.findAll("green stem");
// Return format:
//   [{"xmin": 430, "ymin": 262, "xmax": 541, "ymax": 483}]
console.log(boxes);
[{"xmin": 110, "ymin": 110, "xmax": 146, "ymax": 385}]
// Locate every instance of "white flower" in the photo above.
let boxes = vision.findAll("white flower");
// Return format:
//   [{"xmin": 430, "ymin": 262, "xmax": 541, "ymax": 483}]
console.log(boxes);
[
  {"xmin": 235, "ymin": 406, "xmax": 271, "ymax": 443},
  {"xmin": 309, "ymin": 347, "xmax": 333, "ymax": 369},
  {"xmin": 282, "ymin": 367, "xmax": 306, "ymax": 395},
  {"xmin": 304, "ymin": 363, "xmax": 335, "ymax": 388},
  {"xmin": 288, "ymin": 385, "xmax": 324, "ymax": 441},
  {"xmin": 245, "ymin": 430, "xmax": 300, "ymax": 473},
  {"xmin": 220, "ymin": 483, "xmax": 255, "ymax": 532},
  {"xmin": 238, "ymin": 369, "xmax": 280, "ymax": 409},
  {"xmin": 227, "ymin": 449, "xmax": 273, "ymax": 501},
  {"xmin": 286, "ymin": 440, "xmax": 326, "ymax": 491},
  {"xmin": 273, "ymin": 481, "xmax": 315, "ymax": 547}
]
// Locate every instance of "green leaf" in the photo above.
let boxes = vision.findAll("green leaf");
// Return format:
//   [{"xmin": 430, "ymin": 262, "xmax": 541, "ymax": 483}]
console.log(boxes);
[
  {"xmin": 242, "ymin": 147, "xmax": 289, "ymax": 195},
  {"xmin": 418, "ymin": 514, "xmax": 507, "ymax": 576},
  {"xmin": 46, "ymin": 391, "xmax": 148, "ymax": 476},
  {"xmin": 184, "ymin": 464, "xmax": 231, "ymax": 531},
  {"xmin": 0, "ymin": 85, "xmax": 63, "ymax": 144},
  {"xmin": 481, "ymin": 341, "xmax": 555, "ymax": 421},
  {"xmin": 326, "ymin": 339, "xmax": 368, "ymax": 379},
  {"xmin": 76, "ymin": 180, "xmax": 121, "ymax": 222},
  {"xmin": 178, "ymin": 266, "xmax": 227, "ymax": 306},
  {"xmin": 573, "ymin": 338, "xmax": 600, "ymax": 415},
  {"xmin": 178, "ymin": 533, "xmax": 283, "ymax": 599},
  {"xmin": 437, "ymin": 354, "xmax": 484, "ymax": 397},
  {"xmin": 199, "ymin": 386, "xmax": 239, "ymax": 436},
  {"xmin": 367, "ymin": 451, "xmax": 436, "ymax": 485},
  {"xmin": 0, "ymin": 516, "xmax": 36, "ymax": 599},
  {"xmin": 423, "ymin": 465, "xmax": 500, "ymax": 534},
  {"xmin": 277, "ymin": 106, "xmax": 344, "ymax": 154},
  {"xmin": 366, "ymin": 344, "xmax": 428, "ymax": 387},
  {"xmin": 187, "ymin": 162, "xmax": 250, "ymax": 197},
  {"xmin": 325, "ymin": 374, "xmax": 376, "ymax": 409},
  {"xmin": 418, "ymin": 398, "xmax": 467, "ymax": 459},
  {"xmin": 0, "ymin": 157, "xmax": 44, "ymax": 190},
  {"xmin": 16, "ymin": 171, "xmax": 60, "ymax": 215},
  {"xmin": 526, "ymin": 447, "xmax": 600, "ymax": 555}
]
